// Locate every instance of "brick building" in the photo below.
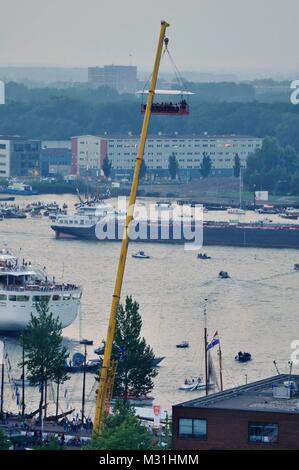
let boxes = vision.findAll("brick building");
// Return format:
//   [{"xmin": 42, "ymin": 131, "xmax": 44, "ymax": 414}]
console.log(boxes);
[{"xmin": 172, "ymin": 375, "xmax": 299, "ymax": 450}]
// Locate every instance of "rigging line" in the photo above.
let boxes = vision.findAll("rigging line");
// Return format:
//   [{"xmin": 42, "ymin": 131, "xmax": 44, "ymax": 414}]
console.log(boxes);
[
  {"xmin": 221, "ymin": 357, "xmax": 243, "ymax": 389},
  {"xmin": 163, "ymin": 39, "xmax": 181, "ymax": 83},
  {"xmin": 165, "ymin": 47, "xmax": 186, "ymax": 89},
  {"xmin": 142, "ymin": 47, "xmax": 168, "ymax": 94}
]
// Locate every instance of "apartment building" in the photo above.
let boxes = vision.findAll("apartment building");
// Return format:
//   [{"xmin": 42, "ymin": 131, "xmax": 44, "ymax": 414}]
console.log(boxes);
[
  {"xmin": 88, "ymin": 65, "xmax": 137, "ymax": 94},
  {"xmin": 72, "ymin": 134, "xmax": 262, "ymax": 178}
]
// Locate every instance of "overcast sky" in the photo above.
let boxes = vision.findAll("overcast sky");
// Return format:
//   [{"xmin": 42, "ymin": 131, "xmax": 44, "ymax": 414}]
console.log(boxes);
[{"xmin": 0, "ymin": 0, "xmax": 298, "ymax": 73}]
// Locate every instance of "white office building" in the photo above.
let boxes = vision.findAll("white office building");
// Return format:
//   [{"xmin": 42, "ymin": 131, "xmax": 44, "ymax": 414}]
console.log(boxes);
[
  {"xmin": 72, "ymin": 134, "xmax": 262, "ymax": 178},
  {"xmin": 88, "ymin": 65, "xmax": 137, "ymax": 94},
  {"xmin": 71, "ymin": 135, "xmax": 102, "ymax": 176},
  {"xmin": 0, "ymin": 139, "xmax": 10, "ymax": 177}
]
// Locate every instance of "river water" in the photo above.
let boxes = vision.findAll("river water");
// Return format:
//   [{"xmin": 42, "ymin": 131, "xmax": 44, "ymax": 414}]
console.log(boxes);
[{"xmin": 1, "ymin": 194, "xmax": 299, "ymax": 418}]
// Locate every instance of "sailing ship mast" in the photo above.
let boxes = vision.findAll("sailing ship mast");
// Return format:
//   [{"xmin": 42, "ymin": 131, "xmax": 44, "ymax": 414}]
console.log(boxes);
[
  {"xmin": 204, "ymin": 302, "xmax": 224, "ymax": 394},
  {"xmin": 0, "ymin": 340, "xmax": 4, "ymax": 416},
  {"xmin": 204, "ymin": 299, "xmax": 209, "ymax": 396},
  {"xmin": 239, "ymin": 166, "xmax": 243, "ymax": 209},
  {"xmin": 218, "ymin": 340, "xmax": 223, "ymax": 392}
]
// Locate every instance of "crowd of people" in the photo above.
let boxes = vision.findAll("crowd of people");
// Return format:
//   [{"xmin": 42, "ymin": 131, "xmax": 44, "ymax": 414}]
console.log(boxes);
[
  {"xmin": 2, "ymin": 413, "xmax": 93, "ymax": 449},
  {"xmin": 60, "ymin": 415, "xmax": 93, "ymax": 432},
  {"xmin": 142, "ymin": 99, "xmax": 188, "ymax": 114}
]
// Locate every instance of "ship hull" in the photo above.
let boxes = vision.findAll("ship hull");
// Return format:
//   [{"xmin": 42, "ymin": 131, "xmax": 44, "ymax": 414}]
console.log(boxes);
[
  {"xmin": 0, "ymin": 189, "xmax": 39, "ymax": 196},
  {"xmin": 51, "ymin": 222, "xmax": 299, "ymax": 249},
  {"xmin": 203, "ymin": 225, "xmax": 299, "ymax": 249},
  {"xmin": 0, "ymin": 293, "xmax": 80, "ymax": 332}
]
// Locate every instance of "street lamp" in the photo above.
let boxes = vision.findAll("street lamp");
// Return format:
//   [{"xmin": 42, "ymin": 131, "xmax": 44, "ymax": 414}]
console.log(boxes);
[
  {"xmin": 80, "ymin": 339, "xmax": 93, "ymax": 425},
  {"xmin": 253, "ymin": 183, "xmax": 256, "ymax": 210}
]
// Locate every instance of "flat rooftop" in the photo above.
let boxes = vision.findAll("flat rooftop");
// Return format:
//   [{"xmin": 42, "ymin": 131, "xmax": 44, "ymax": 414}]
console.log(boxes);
[
  {"xmin": 71, "ymin": 134, "xmax": 262, "ymax": 141},
  {"xmin": 174, "ymin": 375, "xmax": 299, "ymax": 414}
]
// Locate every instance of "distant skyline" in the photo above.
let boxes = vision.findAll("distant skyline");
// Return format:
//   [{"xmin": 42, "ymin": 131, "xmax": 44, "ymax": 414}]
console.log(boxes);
[{"xmin": 0, "ymin": 0, "xmax": 298, "ymax": 78}]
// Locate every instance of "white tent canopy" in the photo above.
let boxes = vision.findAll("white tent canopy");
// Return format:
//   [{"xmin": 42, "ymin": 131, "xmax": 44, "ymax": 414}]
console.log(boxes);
[{"xmin": 136, "ymin": 89, "xmax": 194, "ymax": 95}]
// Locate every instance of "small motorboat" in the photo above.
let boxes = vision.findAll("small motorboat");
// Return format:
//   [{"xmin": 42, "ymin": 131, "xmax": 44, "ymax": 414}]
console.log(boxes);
[
  {"xmin": 179, "ymin": 376, "xmax": 214, "ymax": 391},
  {"xmin": 64, "ymin": 353, "xmax": 100, "ymax": 373},
  {"xmin": 219, "ymin": 271, "xmax": 230, "ymax": 279},
  {"xmin": 280, "ymin": 213, "xmax": 298, "ymax": 220},
  {"xmin": 227, "ymin": 208, "xmax": 245, "ymax": 215},
  {"xmin": 111, "ymin": 396, "xmax": 154, "ymax": 407},
  {"xmin": 197, "ymin": 253, "xmax": 211, "ymax": 260},
  {"xmin": 176, "ymin": 341, "xmax": 189, "ymax": 349},
  {"xmin": 294, "ymin": 264, "xmax": 299, "ymax": 271},
  {"xmin": 94, "ymin": 340, "xmax": 106, "ymax": 355},
  {"xmin": 132, "ymin": 251, "xmax": 150, "ymax": 259},
  {"xmin": 235, "ymin": 351, "xmax": 252, "ymax": 363},
  {"xmin": 94, "ymin": 341, "xmax": 164, "ymax": 367}
]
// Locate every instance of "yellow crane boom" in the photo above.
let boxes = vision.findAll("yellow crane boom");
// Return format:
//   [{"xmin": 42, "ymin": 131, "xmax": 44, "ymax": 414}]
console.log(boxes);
[{"xmin": 93, "ymin": 20, "xmax": 170, "ymax": 431}]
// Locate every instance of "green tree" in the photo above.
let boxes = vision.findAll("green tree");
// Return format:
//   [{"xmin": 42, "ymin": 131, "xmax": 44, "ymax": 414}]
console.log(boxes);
[
  {"xmin": 244, "ymin": 137, "xmax": 299, "ymax": 194},
  {"xmin": 85, "ymin": 402, "xmax": 153, "ymax": 450},
  {"xmin": 20, "ymin": 301, "xmax": 69, "ymax": 424},
  {"xmin": 233, "ymin": 153, "xmax": 241, "ymax": 178},
  {"xmin": 99, "ymin": 296, "xmax": 157, "ymax": 399},
  {"xmin": 200, "ymin": 152, "xmax": 212, "ymax": 177},
  {"xmin": 102, "ymin": 156, "xmax": 112, "ymax": 178},
  {"xmin": 53, "ymin": 365, "xmax": 69, "ymax": 420},
  {"xmin": 168, "ymin": 153, "xmax": 179, "ymax": 180},
  {"xmin": 291, "ymin": 173, "xmax": 299, "ymax": 195},
  {"xmin": 0, "ymin": 428, "xmax": 10, "ymax": 450}
]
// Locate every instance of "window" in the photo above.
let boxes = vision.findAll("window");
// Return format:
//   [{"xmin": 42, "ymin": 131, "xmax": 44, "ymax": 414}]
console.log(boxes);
[
  {"xmin": 16, "ymin": 295, "xmax": 29, "ymax": 302},
  {"xmin": 72, "ymin": 292, "xmax": 81, "ymax": 300},
  {"xmin": 32, "ymin": 295, "xmax": 50, "ymax": 302},
  {"xmin": 0, "ymin": 294, "xmax": 7, "ymax": 301},
  {"xmin": 9, "ymin": 295, "xmax": 17, "ymax": 301},
  {"xmin": 178, "ymin": 418, "xmax": 207, "ymax": 439},
  {"xmin": 52, "ymin": 294, "xmax": 61, "ymax": 301},
  {"xmin": 248, "ymin": 422, "xmax": 278, "ymax": 444},
  {"xmin": 0, "ymin": 144, "xmax": 6, "ymax": 149}
]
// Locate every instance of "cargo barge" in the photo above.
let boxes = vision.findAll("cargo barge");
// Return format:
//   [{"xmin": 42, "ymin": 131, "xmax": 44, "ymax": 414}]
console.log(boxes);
[{"xmin": 50, "ymin": 203, "xmax": 299, "ymax": 249}]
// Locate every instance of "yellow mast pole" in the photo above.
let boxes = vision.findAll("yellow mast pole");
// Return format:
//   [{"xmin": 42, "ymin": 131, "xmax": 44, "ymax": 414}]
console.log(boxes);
[{"xmin": 93, "ymin": 20, "xmax": 170, "ymax": 432}]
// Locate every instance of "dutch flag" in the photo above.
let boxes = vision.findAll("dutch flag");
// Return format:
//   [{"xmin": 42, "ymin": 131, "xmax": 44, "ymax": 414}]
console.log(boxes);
[{"xmin": 207, "ymin": 331, "xmax": 220, "ymax": 350}]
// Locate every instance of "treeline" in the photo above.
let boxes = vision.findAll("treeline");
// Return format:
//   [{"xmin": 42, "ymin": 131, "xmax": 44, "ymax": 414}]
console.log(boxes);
[
  {"xmin": 186, "ymin": 81, "xmax": 255, "ymax": 102},
  {"xmin": 244, "ymin": 137, "xmax": 299, "ymax": 195},
  {"xmin": 1, "ymin": 93, "xmax": 299, "ymax": 151},
  {"xmin": 4, "ymin": 82, "xmax": 129, "ymax": 104},
  {"xmin": 4, "ymin": 80, "xmax": 292, "ymax": 104}
]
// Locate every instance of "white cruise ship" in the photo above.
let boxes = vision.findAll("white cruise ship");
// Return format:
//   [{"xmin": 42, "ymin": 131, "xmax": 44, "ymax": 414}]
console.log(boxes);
[{"xmin": 0, "ymin": 249, "xmax": 82, "ymax": 331}]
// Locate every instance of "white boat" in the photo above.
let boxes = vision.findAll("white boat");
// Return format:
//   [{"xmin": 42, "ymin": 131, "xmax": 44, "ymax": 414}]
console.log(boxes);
[
  {"xmin": 227, "ymin": 208, "xmax": 245, "ymax": 215},
  {"xmin": 0, "ymin": 182, "xmax": 38, "ymax": 195},
  {"xmin": 52, "ymin": 201, "xmax": 118, "ymax": 235},
  {"xmin": 179, "ymin": 376, "xmax": 213, "ymax": 391},
  {"xmin": 0, "ymin": 249, "xmax": 82, "ymax": 331},
  {"xmin": 110, "ymin": 396, "xmax": 154, "ymax": 407},
  {"xmin": 179, "ymin": 303, "xmax": 222, "ymax": 394},
  {"xmin": 132, "ymin": 251, "xmax": 150, "ymax": 259},
  {"xmin": 285, "ymin": 208, "xmax": 299, "ymax": 218},
  {"xmin": 155, "ymin": 201, "xmax": 174, "ymax": 210}
]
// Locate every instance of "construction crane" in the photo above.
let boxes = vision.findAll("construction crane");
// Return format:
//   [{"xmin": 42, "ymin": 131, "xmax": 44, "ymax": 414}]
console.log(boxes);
[{"xmin": 93, "ymin": 20, "xmax": 170, "ymax": 431}]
